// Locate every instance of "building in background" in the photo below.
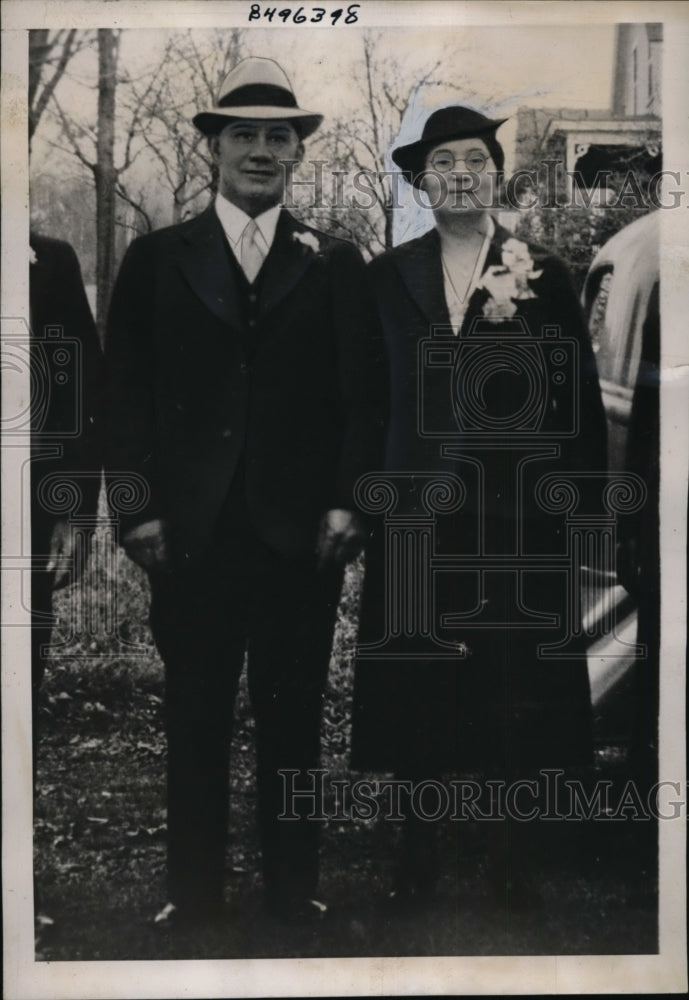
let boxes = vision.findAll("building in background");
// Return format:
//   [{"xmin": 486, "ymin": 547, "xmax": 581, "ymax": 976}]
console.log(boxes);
[
  {"xmin": 513, "ymin": 23, "xmax": 661, "ymax": 290},
  {"xmin": 515, "ymin": 23, "xmax": 662, "ymax": 208}
]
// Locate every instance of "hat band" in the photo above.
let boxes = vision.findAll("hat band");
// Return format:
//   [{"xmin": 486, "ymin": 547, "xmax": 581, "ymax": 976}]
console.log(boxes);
[{"xmin": 218, "ymin": 83, "xmax": 298, "ymax": 109}]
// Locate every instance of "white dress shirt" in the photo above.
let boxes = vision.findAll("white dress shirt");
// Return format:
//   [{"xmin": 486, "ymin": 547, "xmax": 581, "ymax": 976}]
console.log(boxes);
[{"xmin": 214, "ymin": 192, "xmax": 281, "ymax": 272}]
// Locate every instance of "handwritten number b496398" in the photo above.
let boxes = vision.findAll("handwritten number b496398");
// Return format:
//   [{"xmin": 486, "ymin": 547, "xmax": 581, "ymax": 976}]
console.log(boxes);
[{"xmin": 248, "ymin": 4, "xmax": 360, "ymax": 23}]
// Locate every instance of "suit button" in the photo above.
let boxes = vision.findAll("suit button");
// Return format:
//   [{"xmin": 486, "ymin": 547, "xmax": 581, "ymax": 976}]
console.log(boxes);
[
  {"xmin": 240, "ymin": 363, "xmax": 249, "ymax": 375},
  {"xmin": 248, "ymin": 291, "xmax": 257, "ymax": 303},
  {"xmin": 221, "ymin": 428, "xmax": 232, "ymax": 439},
  {"xmin": 248, "ymin": 318, "xmax": 257, "ymax": 329}
]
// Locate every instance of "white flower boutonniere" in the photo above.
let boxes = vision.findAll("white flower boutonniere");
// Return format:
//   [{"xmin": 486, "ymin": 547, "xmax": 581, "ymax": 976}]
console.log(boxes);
[
  {"xmin": 501, "ymin": 238, "xmax": 543, "ymax": 297},
  {"xmin": 478, "ymin": 237, "xmax": 543, "ymax": 320},
  {"xmin": 292, "ymin": 230, "xmax": 320, "ymax": 254},
  {"xmin": 30, "ymin": 246, "xmax": 37, "ymax": 265}
]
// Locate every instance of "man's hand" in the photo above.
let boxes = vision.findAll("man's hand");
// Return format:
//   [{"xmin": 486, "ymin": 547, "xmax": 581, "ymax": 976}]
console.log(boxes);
[
  {"xmin": 316, "ymin": 508, "xmax": 366, "ymax": 570},
  {"xmin": 46, "ymin": 518, "xmax": 80, "ymax": 591},
  {"xmin": 122, "ymin": 518, "xmax": 170, "ymax": 572}
]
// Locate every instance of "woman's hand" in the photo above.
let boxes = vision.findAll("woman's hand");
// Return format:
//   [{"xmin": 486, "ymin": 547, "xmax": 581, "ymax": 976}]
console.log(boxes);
[
  {"xmin": 316, "ymin": 509, "xmax": 366, "ymax": 570},
  {"xmin": 122, "ymin": 518, "xmax": 170, "ymax": 573}
]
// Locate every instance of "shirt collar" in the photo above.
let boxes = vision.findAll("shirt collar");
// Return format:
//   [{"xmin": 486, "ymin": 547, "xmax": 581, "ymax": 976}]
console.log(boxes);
[{"xmin": 214, "ymin": 192, "xmax": 281, "ymax": 251}]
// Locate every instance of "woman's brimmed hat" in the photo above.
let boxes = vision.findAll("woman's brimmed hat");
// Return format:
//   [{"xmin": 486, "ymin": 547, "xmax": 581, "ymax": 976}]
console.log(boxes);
[
  {"xmin": 392, "ymin": 105, "xmax": 507, "ymax": 186},
  {"xmin": 193, "ymin": 57, "xmax": 323, "ymax": 138}
]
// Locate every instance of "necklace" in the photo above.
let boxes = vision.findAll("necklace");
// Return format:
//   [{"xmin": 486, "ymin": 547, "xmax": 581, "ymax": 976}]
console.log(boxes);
[{"xmin": 441, "ymin": 228, "xmax": 492, "ymax": 335}]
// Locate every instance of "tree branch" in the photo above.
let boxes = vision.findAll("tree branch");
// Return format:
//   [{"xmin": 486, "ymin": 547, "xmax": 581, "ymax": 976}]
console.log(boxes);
[
  {"xmin": 51, "ymin": 92, "xmax": 96, "ymax": 169},
  {"xmin": 30, "ymin": 28, "xmax": 78, "ymax": 138},
  {"xmin": 115, "ymin": 181, "xmax": 153, "ymax": 233}
]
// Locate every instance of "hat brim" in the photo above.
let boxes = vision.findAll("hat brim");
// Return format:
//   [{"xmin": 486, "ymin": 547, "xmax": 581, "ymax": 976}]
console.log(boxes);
[
  {"xmin": 392, "ymin": 118, "xmax": 507, "ymax": 185},
  {"xmin": 193, "ymin": 106, "xmax": 323, "ymax": 138}
]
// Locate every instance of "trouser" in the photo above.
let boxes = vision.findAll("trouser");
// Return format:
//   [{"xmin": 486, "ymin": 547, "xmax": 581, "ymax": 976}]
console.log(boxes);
[{"xmin": 147, "ymin": 506, "xmax": 343, "ymax": 912}]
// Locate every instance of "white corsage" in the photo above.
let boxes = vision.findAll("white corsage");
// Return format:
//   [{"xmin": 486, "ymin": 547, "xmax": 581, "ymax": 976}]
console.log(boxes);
[
  {"xmin": 478, "ymin": 237, "xmax": 543, "ymax": 320},
  {"xmin": 501, "ymin": 238, "xmax": 543, "ymax": 297},
  {"xmin": 30, "ymin": 246, "xmax": 37, "ymax": 265},
  {"xmin": 292, "ymin": 230, "xmax": 320, "ymax": 254}
]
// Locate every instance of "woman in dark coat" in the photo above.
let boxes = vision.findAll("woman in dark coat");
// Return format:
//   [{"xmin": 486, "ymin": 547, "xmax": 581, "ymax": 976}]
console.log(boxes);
[{"xmin": 351, "ymin": 106, "xmax": 608, "ymax": 904}]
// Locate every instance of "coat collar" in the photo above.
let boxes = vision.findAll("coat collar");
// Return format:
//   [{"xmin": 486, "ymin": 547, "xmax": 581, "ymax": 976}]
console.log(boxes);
[
  {"xmin": 391, "ymin": 218, "xmax": 515, "ymax": 328},
  {"xmin": 178, "ymin": 205, "xmax": 316, "ymax": 331},
  {"xmin": 391, "ymin": 227, "xmax": 449, "ymax": 328},
  {"xmin": 256, "ymin": 210, "xmax": 315, "ymax": 319},
  {"xmin": 178, "ymin": 205, "xmax": 242, "ymax": 329}
]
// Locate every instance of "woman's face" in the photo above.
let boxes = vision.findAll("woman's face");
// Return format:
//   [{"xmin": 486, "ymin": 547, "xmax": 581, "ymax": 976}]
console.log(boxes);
[{"xmin": 420, "ymin": 137, "xmax": 497, "ymax": 216}]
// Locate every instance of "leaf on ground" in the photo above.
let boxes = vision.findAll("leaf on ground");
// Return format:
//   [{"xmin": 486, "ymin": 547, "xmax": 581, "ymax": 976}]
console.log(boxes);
[
  {"xmin": 86, "ymin": 816, "xmax": 109, "ymax": 824},
  {"xmin": 145, "ymin": 824, "xmax": 167, "ymax": 839},
  {"xmin": 80, "ymin": 738, "xmax": 103, "ymax": 750},
  {"xmin": 35, "ymin": 819, "xmax": 58, "ymax": 832},
  {"xmin": 58, "ymin": 861, "xmax": 85, "ymax": 873},
  {"xmin": 124, "ymin": 824, "xmax": 166, "ymax": 840}
]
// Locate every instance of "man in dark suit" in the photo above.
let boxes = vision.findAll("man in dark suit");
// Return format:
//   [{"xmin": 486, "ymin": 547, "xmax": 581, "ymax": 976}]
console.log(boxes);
[
  {"xmin": 29, "ymin": 233, "xmax": 104, "ymax": 938},
  {"xmin": 105, "ymin": 57, "xmax": 385, "ymax": 924},
  {"xmin": 30, "ymin": 233, "xmax": 104, "ymax": 723}
]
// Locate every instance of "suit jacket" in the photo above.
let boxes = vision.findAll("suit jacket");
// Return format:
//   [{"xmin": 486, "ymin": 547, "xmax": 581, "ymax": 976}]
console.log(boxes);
[
  {"xmin": 369, "ymin": 223, "xmax": 608, "ymax": 529},
  {"xmin": 105, "ymin": 206, "xmax": 386, "ymax": 563},
  {"xmin": 29, "ymin": 234, "xmax": 104, "ymax": 550}
]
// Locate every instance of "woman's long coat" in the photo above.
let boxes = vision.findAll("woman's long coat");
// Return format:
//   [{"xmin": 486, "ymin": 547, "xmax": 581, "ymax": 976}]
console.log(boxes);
[{"xmin": 351, "ymin": 223, "xmax": 608, "ymax": 777}]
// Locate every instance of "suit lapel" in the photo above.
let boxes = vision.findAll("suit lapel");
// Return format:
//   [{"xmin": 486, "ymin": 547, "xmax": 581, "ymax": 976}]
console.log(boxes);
[
  {"xmin": 392, "ymin": 229, "xmax": 451, "ymax": 328},
  {"xmin": 257, "ymin": 210, "xmax": 315, "ymax": 319},
  {"xmin": 178, "ymin": 206, "xmax": 244, "ymax": 332},
  {"xmin": 392, "ymin": 220, "xmax": 514, "ymax": 332}
]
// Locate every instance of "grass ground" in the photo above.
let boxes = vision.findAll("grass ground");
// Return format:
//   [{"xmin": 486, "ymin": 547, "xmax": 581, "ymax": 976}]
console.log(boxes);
[{"xmin": 34, "ymin": 538, "xmax": 657, "ymax": 960}]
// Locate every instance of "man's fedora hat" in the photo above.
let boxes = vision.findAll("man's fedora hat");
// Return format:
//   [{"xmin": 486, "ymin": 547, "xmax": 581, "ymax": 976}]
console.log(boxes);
[
  {"xmin": 193, "ymin": 57, "xmax": 323, "ymax": 138},
  {"xmin": 392, "ymin": 105, "xmax": 507, "ymax": 185}
]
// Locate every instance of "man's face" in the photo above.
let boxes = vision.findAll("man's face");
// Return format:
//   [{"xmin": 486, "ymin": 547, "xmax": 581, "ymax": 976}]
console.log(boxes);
[
  {"xmin": 421, "ymin": 137, "xmax": 497, "ymax": 216},
  {"xmin": 210, "ymin": 118, "xmax": 303, "ymax": 216}
]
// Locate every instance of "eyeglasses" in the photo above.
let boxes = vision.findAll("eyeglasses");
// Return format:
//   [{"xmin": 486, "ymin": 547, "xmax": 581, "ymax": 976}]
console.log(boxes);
[{"xmin": 428, "ymin": 148, "xmax": 489, "ymax": 173}]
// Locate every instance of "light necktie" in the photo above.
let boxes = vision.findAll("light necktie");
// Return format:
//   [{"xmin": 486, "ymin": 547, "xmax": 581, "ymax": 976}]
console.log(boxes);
[{"xmin": 240, "ymin": 218, "xmax": 266, "ymax": 283}]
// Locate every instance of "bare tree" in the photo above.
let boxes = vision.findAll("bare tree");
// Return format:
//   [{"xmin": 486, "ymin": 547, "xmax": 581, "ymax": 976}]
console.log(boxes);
[
  {"xmin": 50, "ymin": 30, "xmax": 167, "ymax": 330},
  {"xmin": 34, "ymin": 27, "xmax": 483, "ymax": 291},
  {"xmin": 306, "ymin": 31, "xmax": 478, "ymax": 256},
  {"xmin": 94, "ymin": 29, "xmax": 118, "ymax": 330},
  {"xmin": 122, "ymin": 29, "xmax": 246, "ymax": 223},
  {"xmin": 29, "ymin": 29, "xmax": 92, "ymax": 141}
]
